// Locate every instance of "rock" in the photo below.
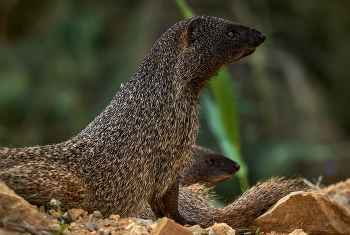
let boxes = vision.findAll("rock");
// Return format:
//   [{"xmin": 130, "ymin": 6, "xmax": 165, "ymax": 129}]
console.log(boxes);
[
  {"xmin": 93, "ymin": 211, "xmax": 104, "ymax": 219},
  {"xmin": 86, "ymin": 222, "xmax": 99, "ymax": 232},
  {"xmin": 189, "ymin": 225, "xmax": 203, "ymax": 234},
  {"xmin": 63, "ymin": 217, "xmax": 74, "ymax": 224},
  {"xmin": 109, "ymin": 214, "xmax": 120, "ymax": 220},
  {"xmin": 0, "ymin": 228, "xmax": 13, "ymax": 235},
  {"xmin": 67, "ymin": 208, "xmax": 85, "ymax": 220},
  {"xmin": 69, "ymin": 222, "xmax": 77, "ymax": 229},
  {"xmin": 38, "ymin": 206, "xmax": 45, "ymax": 214},
  {"xmin": 322, "ymin": 179, "xmax": 350, "ymax": 213},
  {"xmin": 150, "ymin": 217, "xmax": 192, "ymax": 235},
  {"xmin": 249, "ymin": 191, "xmax": 350, "ymax": 235},
  {"xmin": 208, "ymin": 223, "xmax": 235, "ymax": 235},
  {"xmin": 49, "ymin": 211, "xmax": 61, "ymax": 217},
  {"xmin": 289, "ymin": 229, "xmax": 307, "ymax": 235},
  {"xmin": 0, "ymin": 180, "xmax": 58, "ymax": 231},
  {"xmin": 132, "ymin": 218, "xmax": 153, "ymax": 226},
  {"xmin": 98, "ymin": 228, "xmax": 104, "ymax": 235},
  {"xmin": 147, "ymin": 223, "xmax": 158, "ymax": 230},
  {"xmin": 130, "ymin": 225, "xmax": 150, "ymax": 234}
]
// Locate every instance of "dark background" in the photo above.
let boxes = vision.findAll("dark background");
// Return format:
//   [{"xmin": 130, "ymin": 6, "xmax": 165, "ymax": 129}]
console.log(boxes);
[{"xmin": 0, "ymin": 0, "xmax": 349, "ymax": 204}]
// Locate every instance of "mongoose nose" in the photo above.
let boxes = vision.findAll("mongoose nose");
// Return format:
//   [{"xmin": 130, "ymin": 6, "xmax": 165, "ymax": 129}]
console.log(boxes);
[
  {"xmin": 259, "ymin": 33, "xmax": 266, "ymax": 43},
  {"xmin": 233, "ymin": 162, "xmax": 240, "ymax": 171}
]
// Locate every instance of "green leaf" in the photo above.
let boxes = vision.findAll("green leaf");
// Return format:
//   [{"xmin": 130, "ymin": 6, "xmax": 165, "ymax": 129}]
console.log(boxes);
[
  {"xmin": 60, "ymin": 224, "xmax": 67, "ymax": 234},
  {"xmin": 173, "ymin": 0, "xmax": 195, "ymax": 18}
]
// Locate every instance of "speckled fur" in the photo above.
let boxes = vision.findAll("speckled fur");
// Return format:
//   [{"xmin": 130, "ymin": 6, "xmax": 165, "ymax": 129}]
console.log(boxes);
[
  {"xmin": 180, "ymin": 145, "xmax": 239, "ymax": 186},
  {"xmin": 0, "ymin": 16, "xmax": 265, "ymax": 224}
]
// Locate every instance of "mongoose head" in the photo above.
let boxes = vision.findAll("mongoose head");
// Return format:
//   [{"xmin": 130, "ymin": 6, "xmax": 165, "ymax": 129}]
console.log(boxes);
[
  {"xmin": 186, "ymin": 15, "xmax": 265, "ymax": 66},
  {"xmin": 178, "ymin": 16, "xmax": 265, "ymax": 96},
  {"xmin": 180, "ymin": 145, "xmax": 240, "ymax": 186}
]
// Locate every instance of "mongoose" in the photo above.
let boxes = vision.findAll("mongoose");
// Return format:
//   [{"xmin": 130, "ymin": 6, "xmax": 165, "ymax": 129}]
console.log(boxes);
[
  {"xmin": 0, "ymin": 15, "xmax": 267, "ymax": 225},
  {"xmin": 180, "ymin": 145, "xmax": 240, "ymax": 186}
]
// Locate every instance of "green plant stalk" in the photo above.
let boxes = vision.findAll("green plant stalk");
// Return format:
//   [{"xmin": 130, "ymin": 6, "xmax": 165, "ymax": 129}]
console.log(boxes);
[
  {"xmin": 202, "ymin": 93, "xmax": 249, "ymax": 189},
  {"xmin": 173, "ymin": 0, "xmax": 250, "ymax": 190}
]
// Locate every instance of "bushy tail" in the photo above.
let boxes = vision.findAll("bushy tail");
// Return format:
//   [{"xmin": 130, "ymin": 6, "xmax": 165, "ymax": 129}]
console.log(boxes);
[{"xmin": 141, "ymin": 177, "xmax": 306, "ymax": 229}]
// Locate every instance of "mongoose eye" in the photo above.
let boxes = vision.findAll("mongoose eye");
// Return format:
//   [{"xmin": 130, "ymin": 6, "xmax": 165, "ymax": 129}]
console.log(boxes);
[
  {"xmin": 206, "ymin": 159, "xmax": 214, "ymax": 165},
  {"xmin": 228, "ymin": 31, "xmax": 238, "ymax": 38}
]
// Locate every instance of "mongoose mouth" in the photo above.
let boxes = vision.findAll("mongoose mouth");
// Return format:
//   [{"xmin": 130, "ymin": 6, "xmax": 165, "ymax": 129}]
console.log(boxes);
[
  {"xmin": 211, "ymin": 174, "xmax": 234, "ymax": 183},
  {"xmin": 244, "ymin": 48, "xmax": 256, "ymax": 57}
]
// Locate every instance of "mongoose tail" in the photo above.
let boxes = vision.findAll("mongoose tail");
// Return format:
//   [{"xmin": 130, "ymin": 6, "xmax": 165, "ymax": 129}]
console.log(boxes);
[
  {"xmin": 180, "ymin": 145, "xmax": 240, "ymax": 186},
  {"xmin": 176, "ymin": 177, "xmax": 306, "ymax": 229}
]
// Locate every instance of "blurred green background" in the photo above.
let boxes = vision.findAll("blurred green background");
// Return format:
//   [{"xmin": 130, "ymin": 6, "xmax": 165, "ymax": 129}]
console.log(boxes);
[{"xmin": 0, "ymin": 0, "xmax": 349, "ymax": 205}]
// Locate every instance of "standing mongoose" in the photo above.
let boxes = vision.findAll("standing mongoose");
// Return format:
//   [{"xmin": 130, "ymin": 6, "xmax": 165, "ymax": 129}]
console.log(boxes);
[
  {"xmin": 180, "ymin": 145, "xmax": 240, "ymax": 186},
  {"xmin": 0, "ymin": 15, "xmax": 267, "ymax": 225}
]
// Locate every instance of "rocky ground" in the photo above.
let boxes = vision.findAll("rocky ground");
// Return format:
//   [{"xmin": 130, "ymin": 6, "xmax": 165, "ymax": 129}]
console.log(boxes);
[{"xmin": 1, "ymin": 178, "xmax": 350, "ymax": 235}]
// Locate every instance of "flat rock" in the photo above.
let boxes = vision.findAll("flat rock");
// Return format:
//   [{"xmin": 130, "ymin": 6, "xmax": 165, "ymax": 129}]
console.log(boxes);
[
  {"xmin": 150, "ymin": 217, "xmax": 192, "ymax": 235},
  {"xmin": 0, "ymin": 180, "xmax": 58, "ymax": 231},
  {"xmin": 208, "ymin": 223, "xmax": 235, "ymax": 235},
  {"xmin": 249, "ymin": 191, "xmax": 350, "ymax": 235},
  {"xmin": 67, "ymin": 208, "xmax": 85, "ymax": 220}
]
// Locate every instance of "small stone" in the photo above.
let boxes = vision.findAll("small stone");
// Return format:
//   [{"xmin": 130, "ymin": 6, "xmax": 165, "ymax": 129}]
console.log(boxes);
[
  {"xmin": 82, "ymin": 210, "xmax": 89, "ymax": 218},
  {"xmin": 208, "ymin": 223, "xmax": 235, "ymax": 235},
  {"xmin": 93, "ymin": 211, "xmax": 104, "ymax": 219},
  {"xmin": 188, "ymin": 225, "xmax": 203, "ymax": 233},
  {"xmin": 69, "ymin": 222, "xmax": 77, "ymax": 229},
  {"xmin": 132, "ymin": 217, "xmax": 153, "ymax": 226},
  {"xmin": 130, "ymin": 225, "xmax": 150, "ymax": 235},
  {"xmin": 334, "ymin": 194, "xmax": 349, "ymax": 207},
  {"xmin": 62, "ymin": 212, "xmax": 69, "ymax": 218},
  {"xmin": 50, "ymin": 224, "xmax": 61, "ymax": 231},
  {"xmin": 109, "ymin": 214, "xmax": 120, "ymax": 220},
  {"xmin": 79, "ymin": 224, "xmax": 85, "ymax": 229},
  {"xmin": 49, "ymin": 211, "xmax": 61, "ymax": 217},
  {"xmin": 150, "ymin": 217, "xmax": 192, "ymax": 235},
  {"xmin": 48, "ymin": 209, "xmax": 56, "ymax": 214},
  {"xmin": 86, "ymin": 223, "xmax": 99, "ymax": 232},
  {"xmin": 289, "ymin": 229, "xmax": 307, "ymax": 235},
  {"xmin": 38, "ymin": 206, "xmax": 46, "ymax": 213},
  {"xmin": 98, "ymin": 228, "xmax": 104, "ymax": 235},
  {"xmin": 63, "ymin": 217, "xmax": 74, "ymax": 224},
  {"xmin": 147, "ymin": 223, "xmax": 158, "ymax": 230},
  {"xmin": 67, "ymin": 208, "xmax": 85, "ymax": 220},
  {"xmin": 125, "ymin": 222, "xmax": 136, "ymax": 229}
]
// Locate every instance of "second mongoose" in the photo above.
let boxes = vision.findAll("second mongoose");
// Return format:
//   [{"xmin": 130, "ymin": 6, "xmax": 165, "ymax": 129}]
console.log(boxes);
[
  {"xmin": 180, "ymin": 145, "xmax": 240, "ymax": 186},
  {"xmin": 1, "ymin": 15, "xmax": 270, "ymax": 225}
]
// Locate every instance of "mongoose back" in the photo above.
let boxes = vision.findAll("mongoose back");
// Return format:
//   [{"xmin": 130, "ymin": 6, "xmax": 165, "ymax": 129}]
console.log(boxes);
[
  {"xmin": 180, "ymin": 145, "xmax": 240, "ymax": 186},
  {"xmin": 0, "ymin": 15, "xmax": 266, "ymax": 225}
]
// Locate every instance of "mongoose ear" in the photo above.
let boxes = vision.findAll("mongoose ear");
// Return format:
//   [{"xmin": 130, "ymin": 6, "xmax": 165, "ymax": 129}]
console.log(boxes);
[{"xmin": 186, "ymin": 16, "xmax": 204, "ymax": 43}]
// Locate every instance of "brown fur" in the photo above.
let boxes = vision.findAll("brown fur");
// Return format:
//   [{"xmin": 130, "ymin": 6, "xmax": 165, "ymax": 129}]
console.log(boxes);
[
  {"xmin": 0, "ymin": 16, "xmax": 265, "ymax": 225},
  {"xmin": 180, "ymin": 145, "xmax": 240, "ymax": 186}
]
